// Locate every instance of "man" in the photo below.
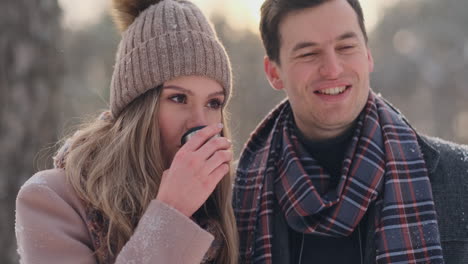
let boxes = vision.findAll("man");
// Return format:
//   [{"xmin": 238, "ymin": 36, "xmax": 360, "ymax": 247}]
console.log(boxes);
[{"xmin": 233, "ymin": 0, "xmax": 468, "ymax": 263}]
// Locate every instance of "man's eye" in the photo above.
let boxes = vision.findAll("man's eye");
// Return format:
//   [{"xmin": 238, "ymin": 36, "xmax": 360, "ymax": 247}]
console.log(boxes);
[
  {"xmin": 298, "ymin": 52, "xmax": 318, "ymax": 58},
  {"xmin": 338, "ymin": 45, "xmax": 355, "ymax": 51},
  {"xmin": 207, "ymin": 99, "xmax": 223, "ymax": 109},
  {"xmin": 169, "ymin": 94, "xmax": 187, "ymax": 104}
]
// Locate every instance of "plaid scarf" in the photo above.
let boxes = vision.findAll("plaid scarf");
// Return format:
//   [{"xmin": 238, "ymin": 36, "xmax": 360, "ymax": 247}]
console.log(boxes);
[{"xmin": 234, "ymin": 92, "xmax": 444, "ymax": 264}]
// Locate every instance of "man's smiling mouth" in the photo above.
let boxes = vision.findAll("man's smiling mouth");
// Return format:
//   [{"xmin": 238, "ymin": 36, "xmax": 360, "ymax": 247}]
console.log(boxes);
[{"xmin": 314, "ymin": 86, "xmax": 350, "ymax": 95}]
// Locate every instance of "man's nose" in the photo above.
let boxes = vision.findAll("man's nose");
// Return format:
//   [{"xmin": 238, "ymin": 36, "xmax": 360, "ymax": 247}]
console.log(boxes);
[{"xmin": 319, "ymin": 51, "xmax": 343, "ymax": 79}]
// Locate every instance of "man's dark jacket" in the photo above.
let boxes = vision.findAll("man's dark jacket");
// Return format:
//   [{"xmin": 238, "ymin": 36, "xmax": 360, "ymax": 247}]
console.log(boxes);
[{"xmin": 269, "ymin": 133, "xmax": 468, "ymax": 264}]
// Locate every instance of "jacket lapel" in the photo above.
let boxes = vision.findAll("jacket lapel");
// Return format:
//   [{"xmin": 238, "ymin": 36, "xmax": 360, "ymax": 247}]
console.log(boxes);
[{"xmin": 417, "ymin": 134, "xmax": 440, "ymax": 174}]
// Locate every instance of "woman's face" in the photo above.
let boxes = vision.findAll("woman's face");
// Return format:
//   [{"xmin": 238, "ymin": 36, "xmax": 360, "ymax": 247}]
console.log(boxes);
[{"xmin": 158, "ymin": 76, "xmax": 225, "ymax": 167}]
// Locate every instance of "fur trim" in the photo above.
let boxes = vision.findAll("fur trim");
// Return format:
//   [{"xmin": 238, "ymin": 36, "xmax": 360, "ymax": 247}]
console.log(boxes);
[{"xmin": 111, "ymin": 0, "xmax": 163, "ymax": 32}]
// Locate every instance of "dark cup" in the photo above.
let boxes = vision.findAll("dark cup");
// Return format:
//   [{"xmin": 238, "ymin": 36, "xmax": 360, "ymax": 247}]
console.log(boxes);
[
  {"xmin": 181, "ymin": 126, "xmax": 206, "ymax": 145},
  {"xmin": 181, "ymin": 125, "xmax": 222, "ymax": 145}
]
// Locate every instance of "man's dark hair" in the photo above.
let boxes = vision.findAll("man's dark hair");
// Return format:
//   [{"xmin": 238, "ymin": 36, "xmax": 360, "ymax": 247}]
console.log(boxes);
[{"xmin": 260, "ymin": 0, "xmax": 368, "ymax": 64}]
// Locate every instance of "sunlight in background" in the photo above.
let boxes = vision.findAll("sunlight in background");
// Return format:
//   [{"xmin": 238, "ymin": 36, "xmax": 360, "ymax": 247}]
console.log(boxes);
[
  {"xmin": 58, "ymin": 0, "xmax": 108, "ymax": 29},
  {"xmin": 198, "ymin": 0, "xmax": 403, "ymax": 33},
  {"xmin": 59, "ymin": 0, "xmax": 402, "ymax": 33}
]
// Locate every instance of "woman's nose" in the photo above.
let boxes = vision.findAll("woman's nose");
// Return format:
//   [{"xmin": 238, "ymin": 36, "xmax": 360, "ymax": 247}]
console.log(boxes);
[{"xmin": 185, "ymin": 106, "xmax": 208, "ymax": 129}]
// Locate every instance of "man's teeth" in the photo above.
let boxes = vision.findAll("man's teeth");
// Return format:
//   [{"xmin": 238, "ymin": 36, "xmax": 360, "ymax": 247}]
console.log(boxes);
[{"xmin": 317, "ymin": 86, "xmax": 347, "ymax": 95}]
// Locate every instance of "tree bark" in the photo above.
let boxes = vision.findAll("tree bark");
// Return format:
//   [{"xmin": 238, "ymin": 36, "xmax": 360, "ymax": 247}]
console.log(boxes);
[{"xmin": 0, "ymin": 0, "xmax": 62, "ymax": 263}]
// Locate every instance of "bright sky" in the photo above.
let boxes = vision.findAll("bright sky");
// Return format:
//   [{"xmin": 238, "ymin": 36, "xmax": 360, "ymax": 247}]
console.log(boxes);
[{"xmin": 59, "ymin": 0, "xmax": 402, "ymax": 33}]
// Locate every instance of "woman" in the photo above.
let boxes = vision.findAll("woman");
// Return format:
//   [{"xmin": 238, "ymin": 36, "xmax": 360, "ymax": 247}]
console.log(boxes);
[{"xmin": 15, "ymin": 0, "xmax": 238, "ymax": 263}]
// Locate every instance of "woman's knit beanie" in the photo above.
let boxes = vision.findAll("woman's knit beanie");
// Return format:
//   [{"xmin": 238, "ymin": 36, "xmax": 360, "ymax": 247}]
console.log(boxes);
[{"xmin": 110, "ymin": 0, "xmax": 232, "ymax": 117}]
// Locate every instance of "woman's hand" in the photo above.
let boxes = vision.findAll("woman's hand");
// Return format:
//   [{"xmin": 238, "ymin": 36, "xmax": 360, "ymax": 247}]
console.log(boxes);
[{"xmin": 156, "ymin": 123, "xmax": 232, "ymax": 217}]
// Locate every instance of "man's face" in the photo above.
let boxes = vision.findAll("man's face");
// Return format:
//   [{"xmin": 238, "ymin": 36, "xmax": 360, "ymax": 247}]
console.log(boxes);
[{"xmin": 264, "ymin": 0, "xmax": 374, "ymax": 140}]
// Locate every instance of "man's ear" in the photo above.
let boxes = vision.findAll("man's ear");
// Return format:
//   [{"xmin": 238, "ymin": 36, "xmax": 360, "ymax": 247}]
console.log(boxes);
[{"xmin": 264, "ymin": 56, "xmax": 284, "ymax": 91}]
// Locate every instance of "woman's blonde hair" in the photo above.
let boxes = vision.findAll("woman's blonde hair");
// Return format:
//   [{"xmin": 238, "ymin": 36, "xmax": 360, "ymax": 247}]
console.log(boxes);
[{"xmin": 62, "ymin": 87, "xmax": 238, "ymax": 263}]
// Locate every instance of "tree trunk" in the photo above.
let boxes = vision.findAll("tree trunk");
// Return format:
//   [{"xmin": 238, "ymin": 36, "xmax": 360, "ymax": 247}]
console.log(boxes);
[{"xmin": 0, "ymin": 0, "xmax": 62, "ymax": 263}]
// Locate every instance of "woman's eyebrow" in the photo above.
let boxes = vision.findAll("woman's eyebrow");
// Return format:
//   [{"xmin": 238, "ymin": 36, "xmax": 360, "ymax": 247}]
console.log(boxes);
[
  {"xmin": 208, "ymin": 91, "xmax": 225, "ymax": 97},
  {"xmin": 162, "ymin": 85, "xmax": 194, "ymax": 96},
  {"xmin": 163, "ymin": 85, "xmax": 224, "ymax": 98}
]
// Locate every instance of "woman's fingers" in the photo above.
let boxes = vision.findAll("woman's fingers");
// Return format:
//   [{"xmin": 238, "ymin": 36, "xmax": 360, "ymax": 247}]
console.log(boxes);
[
  {"xmin": 201, "ymin": 149, "xmax": 232, "ymax": 179},
  {"xmin": 183, "ymin": 123, "xmax": 223, "ymax": 151},
  {"xmin": 196, "ymin": 136, "xmax": 231, "ymax": 161},
  {"xmin": 204, "ymin": 162, "xmax": 230, "ymax": 191},
  {"xmin": 155, "ymin": 123, "xmax": 231, "ymax": 218}
]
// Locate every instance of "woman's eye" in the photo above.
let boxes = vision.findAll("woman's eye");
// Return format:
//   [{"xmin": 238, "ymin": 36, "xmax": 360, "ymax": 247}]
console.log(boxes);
[
  {"xmin": 169, "ymin": 94, "xmax": 187, "ymax": 104},
  {"xmin": 207, "ymin": 99, "xmax": 223, "ymax": 109}
]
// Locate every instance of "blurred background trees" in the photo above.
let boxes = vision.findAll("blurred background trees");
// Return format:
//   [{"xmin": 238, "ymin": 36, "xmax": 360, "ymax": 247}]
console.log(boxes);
[
  {"xmin": 1, "ymin": 0, "xmax": 467, "ymax": 263},
  {"xmin": 371, "ymin": 0, "xmax": 468, "ymax": 142},
  {"xmin": 0, "ymin": 0, "xmax": 62, "ymax": 262}
]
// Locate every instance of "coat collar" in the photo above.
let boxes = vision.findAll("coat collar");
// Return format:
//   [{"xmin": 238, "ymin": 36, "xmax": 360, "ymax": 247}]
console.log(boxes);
[
  {"xmin": 417, "ymin": 134, "xmax": 440, "ymax": 174},
  {"xmin": 380, "ymin": 95, "xmax": 440, "ymax": 174}
]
